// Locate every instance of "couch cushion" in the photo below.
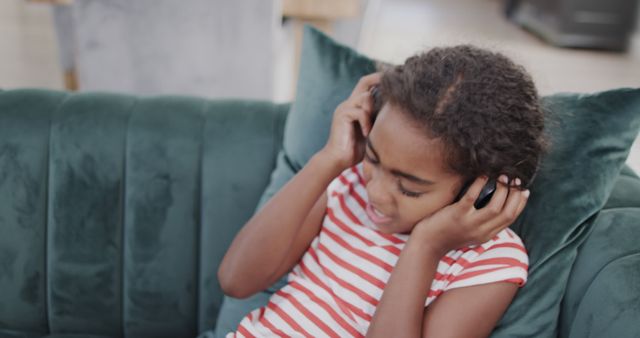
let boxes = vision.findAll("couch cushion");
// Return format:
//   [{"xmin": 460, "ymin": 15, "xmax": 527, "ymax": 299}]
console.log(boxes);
[
  {"xmin": 559, "ymin": 207, "xmax": 640, "ymax": 338},
  {"xmin": 0, "ymin": 89, "xmax": 66, "ymax": 335},
  {"xmin": 282, "ymin": 29, "xmax": 378, "ymax": 171},
  {"xmin": 567, "ymin": 253, "xmax": 640, "ymax": 338},
  {"xmin": 214, "ymin": 25, "xmax": 640, "ymax": 337}
]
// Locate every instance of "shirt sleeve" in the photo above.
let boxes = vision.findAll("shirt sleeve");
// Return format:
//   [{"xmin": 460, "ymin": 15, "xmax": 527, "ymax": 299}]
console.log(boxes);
[
  {"xmin": 444, "ymin": 232, "xmax": 529, "ymax": 291},
  {"xmin": 326, "ymin": 164, "xmax": 361, "ymax": 197}
]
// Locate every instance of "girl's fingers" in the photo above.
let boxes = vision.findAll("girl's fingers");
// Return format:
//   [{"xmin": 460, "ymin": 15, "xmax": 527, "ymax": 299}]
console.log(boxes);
[
  {"xmin": 347, "ymin": 107, "xmax": 372, "ymax": 137},
  {"xmin": 478, "ymin": 175, "xmax": 509, "ymax": 220},
  {"xmin": 500, "ymin": 183, "xmax": 525, "ymax": 221},
  {"xmin": 356, "ymin": 91, "xmax": 373, "ymax": 115},
  {"xmin": 459, "ymin": 176, "xmax": 490, "ymax": 210},
  {"xmin": 480, "ymin": 187, "xmax": 528, "ymax": 239},
  {"xmin": 352, "ymin": 72, "xmax": 383, "ymax": 95},
  {"xmin": 514, "ymin": 188, "xmax": 530, "ymax": 216},
  {"xmin": 344, "ymin": 92, "xmax": 375, "ymax": 136}
]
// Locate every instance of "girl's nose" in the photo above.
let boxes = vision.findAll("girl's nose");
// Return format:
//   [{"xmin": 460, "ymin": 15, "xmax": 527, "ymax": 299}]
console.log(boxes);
[{"xmin": 366, "ymin": 170, "xmax": 393, "ymax": 207}]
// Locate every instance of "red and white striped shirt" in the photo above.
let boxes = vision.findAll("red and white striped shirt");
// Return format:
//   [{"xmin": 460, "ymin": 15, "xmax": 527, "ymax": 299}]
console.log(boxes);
[{"xmin": 227, "ymin": 162, "xmax": 528, "ymax": 337}]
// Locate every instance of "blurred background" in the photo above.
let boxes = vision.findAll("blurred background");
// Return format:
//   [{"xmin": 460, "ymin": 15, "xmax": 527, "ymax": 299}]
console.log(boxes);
[{"xmin": 1, "ymin": 0, "xmax": 639, "ymax": 171}]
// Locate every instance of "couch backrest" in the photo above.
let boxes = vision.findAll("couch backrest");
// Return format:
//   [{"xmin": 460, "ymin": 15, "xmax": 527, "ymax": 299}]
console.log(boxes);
[
  {"xmin": 559, "ymin": 165, "xmax": 640, "ymax": 338},
  {"xmin": 2, "ymin": 89, "xmax": 639, "ymax": 338},
  {"xmin": 0, "ymin": 89, "xmax": 289, "ymax": 338}
]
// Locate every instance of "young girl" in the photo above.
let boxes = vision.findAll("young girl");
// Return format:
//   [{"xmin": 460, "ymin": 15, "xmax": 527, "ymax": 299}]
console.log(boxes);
[{"xmin": 217, "ymin": 45, "xmax": 547, "ymax": 337}]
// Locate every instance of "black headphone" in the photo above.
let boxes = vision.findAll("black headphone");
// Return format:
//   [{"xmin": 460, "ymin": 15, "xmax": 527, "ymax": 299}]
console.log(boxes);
[
  {"xmin": 453, "ymin": 158, "xmax": 540, "ymax": 209},
  {"xmin": 453, "ymin": 178, "xmax": 497, "ymax": 209}
]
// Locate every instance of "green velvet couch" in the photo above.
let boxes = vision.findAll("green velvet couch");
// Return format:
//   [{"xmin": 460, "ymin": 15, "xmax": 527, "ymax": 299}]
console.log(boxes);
[{"xmin": 1, "ymin": 89, "xmax": 639, "ymax": 338}]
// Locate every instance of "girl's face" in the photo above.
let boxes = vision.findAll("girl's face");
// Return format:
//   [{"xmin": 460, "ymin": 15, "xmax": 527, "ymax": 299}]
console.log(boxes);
[{"xmin": 362, "ymin": 103, "xmax": 465, "ymax": 235}]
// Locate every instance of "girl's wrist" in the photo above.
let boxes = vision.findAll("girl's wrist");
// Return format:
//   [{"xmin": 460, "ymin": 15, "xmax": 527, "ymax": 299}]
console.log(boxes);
[
  {"xmin": 315, "ymin": 148, "xmax": 350, "ymax": 174},
  {"xmin": 405, "ymin": 233, "xmax": 449, "ymax": 261},
  {"xmin": 310, "ymin": 149, "xmax": 349, "ymax": 178},
  {"xmin": 408, "ymin": 224, "xmax": 450, "ymax": 258}
]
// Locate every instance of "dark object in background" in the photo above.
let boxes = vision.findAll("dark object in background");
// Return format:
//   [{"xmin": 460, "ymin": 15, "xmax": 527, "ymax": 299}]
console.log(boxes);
[
  {"xmin": 505, "ymin": 0, "xmax": 639, "ymax": 51},
  {"xmin": 504, "ymin": 0, "xmax": 522, "ymax": 19}
]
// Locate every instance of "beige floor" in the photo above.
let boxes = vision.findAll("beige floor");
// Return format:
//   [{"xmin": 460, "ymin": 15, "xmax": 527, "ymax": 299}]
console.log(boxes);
[{"xmin": 1, "ymin": 0, "xmax": 639, "ymax": 173}]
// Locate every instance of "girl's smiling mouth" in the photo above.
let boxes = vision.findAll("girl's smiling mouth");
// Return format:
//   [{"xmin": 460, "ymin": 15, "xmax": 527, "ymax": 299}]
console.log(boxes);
[{"xmin": 366, "ymin": 203, "xmax": 393, "ymax": 225}]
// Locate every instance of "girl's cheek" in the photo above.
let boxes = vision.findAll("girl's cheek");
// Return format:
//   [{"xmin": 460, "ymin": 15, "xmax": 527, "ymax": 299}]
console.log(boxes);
[
  {"xmin": 402, "ymin": 202, "xmax": 432, "ymax": 224},
  {"xmin": 362, "ymin": 162, "xmax": 371, "ymax": 184}
]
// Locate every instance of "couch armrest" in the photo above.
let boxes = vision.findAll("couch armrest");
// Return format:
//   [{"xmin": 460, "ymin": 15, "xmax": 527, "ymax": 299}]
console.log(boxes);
[
  {"xmin": 559, "ymin": 206, "xmax": 640, "ymax": 337},
  {"xmin": 565, "ymin": 253, "xmax": 640, "ymax": 338},
  {"xmin": 560, "ymin": 167, "xmax": 640, "ymax": 337}
]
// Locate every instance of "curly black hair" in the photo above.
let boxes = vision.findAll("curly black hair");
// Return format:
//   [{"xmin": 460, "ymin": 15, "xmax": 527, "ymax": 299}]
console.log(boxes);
[{"xmin": 378, "ymin": 45, "xmax": 549, "ymax": 188}]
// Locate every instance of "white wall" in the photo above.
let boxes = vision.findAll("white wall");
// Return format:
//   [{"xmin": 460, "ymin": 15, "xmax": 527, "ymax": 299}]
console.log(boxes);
[{"xmin": 71, "ymin": 0, "xmax": 281, "ymax": 100}]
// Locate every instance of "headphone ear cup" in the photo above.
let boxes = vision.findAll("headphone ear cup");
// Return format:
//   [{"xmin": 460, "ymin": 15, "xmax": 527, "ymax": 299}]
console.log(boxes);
[
  {"xmin": 453, "ymin": 177, "xmax": 498, "ymax": 208},
  {"xmin": 474, "ymin": 178, "xmax": 497, "ymax": 209}
]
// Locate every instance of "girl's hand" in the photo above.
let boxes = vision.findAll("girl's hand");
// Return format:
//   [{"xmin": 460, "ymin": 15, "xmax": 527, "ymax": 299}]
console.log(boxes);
[
  {"xmin": 411, "ymin": 175, "xmax": 530, "ymax": 256},
  {"xmin": 319, "ymin": 72, "xmax": 382, "ymax": 171}
]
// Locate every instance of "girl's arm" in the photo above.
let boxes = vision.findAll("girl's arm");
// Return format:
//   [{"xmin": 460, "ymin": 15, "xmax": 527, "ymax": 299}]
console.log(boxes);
[
  {"xmin": 420, "ymin": 277, "xmax": 518, "ymax": 337},
  {"xmin": 365, "ymin": 232, "xmax": 519, "ymax": 338},
  {"xmin": 217, "ymin": 151, "xmax": 342, "ymax": 299},
  {"xmin": 367, "ymin": 175, "xmax": 530, "ymax": 337},
  {"xmin": 218, "ymin": 73, "xmax": 383, "ymax": 299},
  {"xmin": 365, "ymin": 235, "xmax": 444, "ymax": 337}
]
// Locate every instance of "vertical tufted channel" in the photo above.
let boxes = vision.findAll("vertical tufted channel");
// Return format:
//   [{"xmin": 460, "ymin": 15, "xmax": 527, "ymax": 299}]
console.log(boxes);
[
  {"xmin": 197, "ymin": 100, "xmax": 288, "ymax": 333},
  {"xmin": 123, "ymin": 96, "xmax": 205, "ymax": 338},
  {"xmin": 0, "ymin": 89, "xmax": 68, "ymax": 335},
  {"xmin": 47, "ymin": 92, "xmax": 135, "ymax": 335}
]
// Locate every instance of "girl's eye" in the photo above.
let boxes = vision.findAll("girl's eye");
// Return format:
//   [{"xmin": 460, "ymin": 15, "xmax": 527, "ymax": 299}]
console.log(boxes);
[
  {"xmin": 364, "ymin": 154, "xmax": 422, "ymax": 198},
  {"xmin": 399, "ymin": 182, "xmax": 423, "ymax": 198}
]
